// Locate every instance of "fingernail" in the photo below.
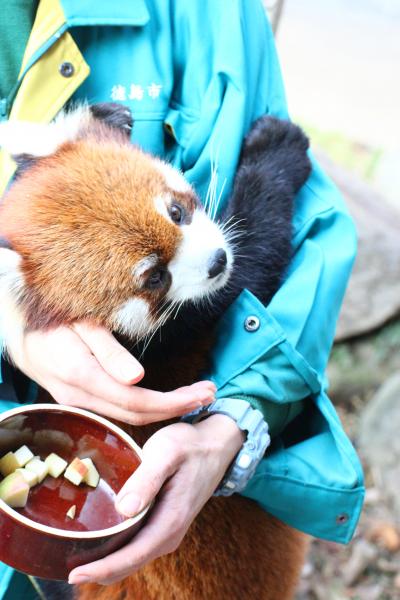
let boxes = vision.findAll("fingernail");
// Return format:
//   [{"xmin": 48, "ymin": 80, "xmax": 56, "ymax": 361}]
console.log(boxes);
[
  {"xmin": 201, "ymin": 397, "xmax": 214, "ymax": 406},
  {"xmin": 117, "ymin": 492, "xmax": 142, "ymax": 516},
  {"xmin": 69, "ymin": 573, "xmax": 91, "ymax": 585},
  {"xmin": 201, "ymin": 382, "xmax": 217, "ymax": 394},
  {"xmin": 121, "ymin": 361, "xmax": 143, "ymax": 380},
  {"xmin": 189, "ymin": 396, "xmax": 213, "ymax": 410}
]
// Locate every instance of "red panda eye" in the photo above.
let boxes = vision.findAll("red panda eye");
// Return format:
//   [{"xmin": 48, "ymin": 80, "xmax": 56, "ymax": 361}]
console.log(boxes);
[
  {"xmin": 145, "ymin": 268, "xmax": 169, "ymax": 290},
  {"xmin": 169, "ymin": 203, "xmax": 185, "ymax": 225}
]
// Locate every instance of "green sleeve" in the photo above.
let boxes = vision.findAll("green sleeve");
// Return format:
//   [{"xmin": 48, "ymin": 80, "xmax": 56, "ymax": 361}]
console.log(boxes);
[{"xmin": 232, "ymin": 395, "xmax": 305, "ymax": 437}]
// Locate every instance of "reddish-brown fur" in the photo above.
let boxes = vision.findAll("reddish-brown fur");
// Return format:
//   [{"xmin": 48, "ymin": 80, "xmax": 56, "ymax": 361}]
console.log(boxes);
[
  {"xmin": 0, "ymin": 115, "xmax": 307, "ymax": 599},
  {"xmin": 0, "ymin": 125, "xmax": 187, "ymax": 330},
  {"xmin": 78, "ymin": 498, "xmax": 308, "ymax": 600}
]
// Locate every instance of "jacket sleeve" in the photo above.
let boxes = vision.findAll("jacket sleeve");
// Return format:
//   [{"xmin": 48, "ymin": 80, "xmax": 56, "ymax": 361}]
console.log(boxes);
[
  {"xmin": 169, "ymin": 0, "xmax": 364, "ymax": 544},
  {"xmin": 168, "ymin": 0, "xmax": 355, "ymax": 418},
  {"xmin": 211, "ymin": 160, "xmax": 357, "ymax": 408}
]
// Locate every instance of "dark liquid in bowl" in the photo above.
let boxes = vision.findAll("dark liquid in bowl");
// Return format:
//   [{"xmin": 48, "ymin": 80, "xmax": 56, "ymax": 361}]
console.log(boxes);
[
  {"xmin": 22, "ymin": 474, "xmax": 123, "ymax": 532},
  {"xmin": 0, "ymin": 411, "xmax": 141, "ymax": 532}
]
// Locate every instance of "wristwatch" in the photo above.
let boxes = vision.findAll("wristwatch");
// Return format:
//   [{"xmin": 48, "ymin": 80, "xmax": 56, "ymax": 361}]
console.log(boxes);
[{"xmin": 181, "ymin": 397, "xmax": 270, "ymax": 496}]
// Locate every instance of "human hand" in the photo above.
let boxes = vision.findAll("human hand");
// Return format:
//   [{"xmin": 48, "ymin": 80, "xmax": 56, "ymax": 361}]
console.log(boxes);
[
  {"xmin": 68, "ymin": 414, "xmax": 244, "ymax": 585},
  {"xmin": 7, "ymin": 322, "xmax": 215, "ymax": 424}
]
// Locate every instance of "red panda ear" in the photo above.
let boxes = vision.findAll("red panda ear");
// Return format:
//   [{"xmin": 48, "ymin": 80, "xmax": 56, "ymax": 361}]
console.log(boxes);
[
  {"xmin": 0, "ymin": 104, "xmax": 133, "ymax": 173},
  {"xmin": 0, "ymin": 104, "xmax": 91, "ymax": 162},
  {"xmin": 90, "ymin": 103, "xmax": 133, "ymax": 138}
]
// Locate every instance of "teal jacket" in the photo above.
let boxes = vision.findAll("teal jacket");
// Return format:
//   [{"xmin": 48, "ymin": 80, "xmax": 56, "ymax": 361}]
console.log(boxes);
[{"xmin": 0, "ymin": 0, "xmax": 364, "ymax": 593}]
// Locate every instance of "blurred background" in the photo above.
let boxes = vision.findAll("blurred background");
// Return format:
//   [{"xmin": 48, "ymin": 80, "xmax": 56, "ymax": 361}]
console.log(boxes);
[{"xmin": 265, "ymin": 1, "xmax": 400, "ymax": 598}]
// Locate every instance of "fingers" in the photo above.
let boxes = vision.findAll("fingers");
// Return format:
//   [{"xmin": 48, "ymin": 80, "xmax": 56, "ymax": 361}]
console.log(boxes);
[
  {"xmin": 69, "ymin": 324, "xmax": 215, "ymax": 416},
  {"xmin": 115, "ymin": 434, "xmax": 182, "ymax": 516},
  {"xmin": 24, "ymin": 324, "xmax": 215, "ymax": 421},
  {"xmin": 72, "ymin": 322, "xmax": 144, "ymax": 384},
  {"xmin": 68, "ymin": 435, "xmax": 186, "ymax": 585},
  {"xmin": 55, "ymin": 358, "xmax": 215, "ymax": 420},
  {"xmin": 68, "ymin": 501, "xmax": 184, "ymax": 585},
  {"xmin": 47, "ymin": 381, "xmax": 183, "ymax": 425},
  {"xmin": 69, "ymin": 482, "xmax": 188, "ymax": 585}
]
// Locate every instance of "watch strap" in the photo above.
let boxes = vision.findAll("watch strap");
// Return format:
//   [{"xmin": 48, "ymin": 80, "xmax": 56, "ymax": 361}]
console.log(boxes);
[{"xmin": 181, "ymin": 398, "xmax": 270, "ymax": 496}]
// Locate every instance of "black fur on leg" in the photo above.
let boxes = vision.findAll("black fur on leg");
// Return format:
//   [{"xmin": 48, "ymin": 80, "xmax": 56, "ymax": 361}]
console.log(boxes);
[
  {"xmin": 239, "ymin": 116, "xmax": 310, "ymax": 194},
  {"xmin": 218, "ymin": 116, "xmax": 311, "ymax": 306}
]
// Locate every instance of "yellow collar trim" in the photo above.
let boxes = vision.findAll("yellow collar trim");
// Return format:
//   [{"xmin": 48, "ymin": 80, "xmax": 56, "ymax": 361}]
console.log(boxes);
[{"xmin": 19, "ymin": 0, "xmax": 66, "ymax": 76}]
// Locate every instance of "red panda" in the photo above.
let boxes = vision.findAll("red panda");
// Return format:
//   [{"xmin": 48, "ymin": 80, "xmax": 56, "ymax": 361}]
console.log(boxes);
[{"xmin": 0, "ymin": 103, "xmax": 311, "ymax": 600}]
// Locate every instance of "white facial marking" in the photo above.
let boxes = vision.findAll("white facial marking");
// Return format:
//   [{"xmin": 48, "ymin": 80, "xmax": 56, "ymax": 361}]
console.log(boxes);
[
  {"xmin": 155, "ymin": 159, "xmax": 192, "ymax": 194},
  {"xmin": 167, "ymin": 209, "xmax": 233, "ymax": 303},
  {"xmin": 0, "ymin": 249, "xmax": 26, "ymax": 363},
  {"xmin": 0, "ymin": 104, "xmax": 90, "ymax": 158},
  {"xmin": 133, "ymin": 254, "xmax": 158, "ymax": 281},
  {"xmin": 153, "ymin": 195, "xmax": 170, "ymax": 220},
  {"xmin": 112, "ymin": 297, "xmax": 152, "ymax": 338}
]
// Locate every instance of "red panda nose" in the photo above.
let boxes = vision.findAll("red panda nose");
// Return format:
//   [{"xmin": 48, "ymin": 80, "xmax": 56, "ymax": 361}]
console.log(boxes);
[{"xmin": 207, "ymin": 249, "xmax": 227, "ymax": 279}]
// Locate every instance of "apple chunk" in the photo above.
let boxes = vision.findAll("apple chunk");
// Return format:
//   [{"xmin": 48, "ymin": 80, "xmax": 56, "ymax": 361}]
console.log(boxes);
[
  {"xmin": 15, "ymin": 467, "xmax": 38, "ymax": 488},
  {"xmin": 0, "ymin": 472, "xmax": 30, "ymax": 508},
  {"xmin": 45, "ymin": 453, "xmax": 68, "ymax": 478},
  {"xmin": 25, "ymin": 457, "xmax": 49, "ymax": 483},
  {"xmin": 64, "ymin": 458, "xmax": 88, "ymax": 486},
  {"xmin": 14, "ymin": 445, "xmax": 34, "ymax": 468},
  {"xmin": 0, "ymin": 452, "xmax": 20, "ymax": 477},
  {"xmin": 81, "ymin": 458, "xmax": 100, "ymax": 488},
  {"xmin": 66, "ymin": 505, "xmax": 76, "ymax": 519}
]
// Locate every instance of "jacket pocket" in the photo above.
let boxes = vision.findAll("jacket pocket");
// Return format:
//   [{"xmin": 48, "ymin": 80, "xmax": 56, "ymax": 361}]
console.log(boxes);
[{"xmin": 163, "ymin": 102, "xmax": 200, "ymax": 169}]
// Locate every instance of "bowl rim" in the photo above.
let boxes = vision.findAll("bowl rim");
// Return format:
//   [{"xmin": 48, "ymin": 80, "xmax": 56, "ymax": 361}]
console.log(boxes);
[{"xmin": 0, "ymin": 403, "xmax": 150, "ymax": 539}]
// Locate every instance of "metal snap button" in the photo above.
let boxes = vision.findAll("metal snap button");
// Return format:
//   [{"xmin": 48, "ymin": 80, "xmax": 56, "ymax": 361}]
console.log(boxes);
[
  {"xmin": 59, "ymin": 62, "xmax": 74, "ymax": 78},
  {"xmin": 336, "ymin": 513, "xmax": 349, "ymax": 525},
  {"xmin": 244, "ymin": 315, "xmax": 260, "ymax": 332}
]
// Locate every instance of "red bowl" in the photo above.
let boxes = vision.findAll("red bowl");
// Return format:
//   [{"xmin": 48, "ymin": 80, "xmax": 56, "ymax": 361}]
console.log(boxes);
[{"xmin": 0, "ymin": 403, "xmax": 149, "ymax": 580}]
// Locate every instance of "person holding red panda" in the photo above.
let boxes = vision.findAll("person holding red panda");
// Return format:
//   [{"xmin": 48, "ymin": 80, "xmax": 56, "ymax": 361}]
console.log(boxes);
[{"xmin": 0, "ymin": 0, "xmax": 364, "ymax": 598}]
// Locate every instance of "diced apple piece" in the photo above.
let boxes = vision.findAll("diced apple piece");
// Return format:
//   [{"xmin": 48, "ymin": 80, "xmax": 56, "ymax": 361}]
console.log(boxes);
[
  {"xmin": 64, "ymin": 458, "xmax": 88, "ymax": 486},
  {"xmin": 45, "ymin": 453, "xmax": 68, "ymax": 478},
  {"xmin": 0, "ymin": 452, "xmax": 20, "ymax": 477},
  {"xmin": 25, "ymin": 457, "xmax": 49, "ymax": 483},
  {"xmin": 14, "ymin": 445, "xmax": 34, "ymax": 468},
  {"xmin": 66, "ymin": 505, "xmax": 76, "ymax": 519},
  {"xmin": 81, "ymin": 458, "xmax": 100, "ymax": 488},
  {"xmin": 0, "ymin": 472, "xmax": 30, "ymax": 508},
  {"xmin": 15, "ymin": 467, "xmax": 38, "ymax": 488}
]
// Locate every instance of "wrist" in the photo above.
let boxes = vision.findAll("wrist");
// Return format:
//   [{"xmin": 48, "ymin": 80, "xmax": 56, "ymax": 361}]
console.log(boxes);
[
  {"xmin": 194, "ymin": 413, "xmax": 245, "ymax": 463},
  {"xmin": 182, "ymin": 398, "xmax": 270, "ymax": 495}
]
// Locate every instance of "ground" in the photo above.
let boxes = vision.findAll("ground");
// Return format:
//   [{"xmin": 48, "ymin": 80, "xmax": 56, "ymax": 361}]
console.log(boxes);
[{"xmin": 296, "ymin": 322, "xmax": 400, "ymax": 599}]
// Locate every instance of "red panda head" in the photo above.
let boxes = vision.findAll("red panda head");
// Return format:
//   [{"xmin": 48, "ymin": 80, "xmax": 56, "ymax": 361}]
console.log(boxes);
[{"xmin": 0, "ymin": 104, "xmax": 233, "ymax": 347}]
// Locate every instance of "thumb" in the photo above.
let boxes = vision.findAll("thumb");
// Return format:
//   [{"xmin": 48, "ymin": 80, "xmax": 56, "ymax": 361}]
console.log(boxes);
[
  {"xmin": 116, "ymin": 440, "xmax": 178, "ymax": 517},
  {"xmin": 72, "ymin": 322, "xmax": 144, "ymax": 385}
]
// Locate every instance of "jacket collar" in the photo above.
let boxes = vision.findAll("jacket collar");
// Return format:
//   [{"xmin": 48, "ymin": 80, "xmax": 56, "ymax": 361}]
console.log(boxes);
[
  {"xmin": 19, "ymin": 0, "xmax": 150, "ymax": 76},
  {"xmin": 59, "ymin": 0, "xmax": 150, "ymax": 27}
]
